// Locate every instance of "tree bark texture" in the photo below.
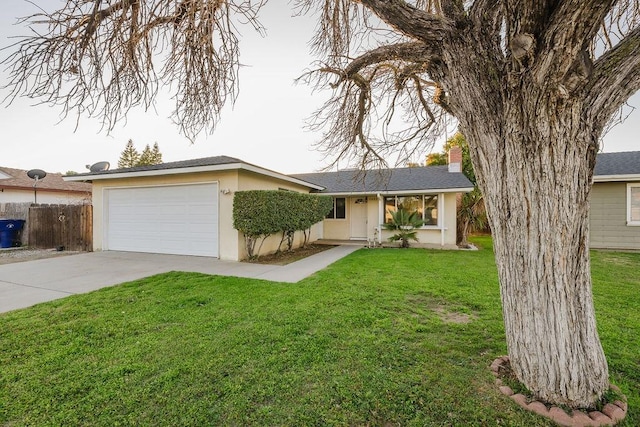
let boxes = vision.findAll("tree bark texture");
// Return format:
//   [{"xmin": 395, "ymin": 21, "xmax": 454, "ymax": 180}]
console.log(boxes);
[{"xmin": 437, "ymin": 30, "xmax": 610, "ymax": 408}]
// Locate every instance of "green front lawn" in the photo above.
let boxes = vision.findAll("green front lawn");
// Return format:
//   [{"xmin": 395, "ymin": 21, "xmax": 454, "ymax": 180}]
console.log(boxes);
[{"xmin": 1, "ymin": 237, "xmax": 638, "ymax": 426}]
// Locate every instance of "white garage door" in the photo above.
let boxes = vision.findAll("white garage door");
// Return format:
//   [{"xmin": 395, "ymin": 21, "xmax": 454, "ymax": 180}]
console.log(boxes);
[{"xmin": 105, "ymin": 183, "xmax": 219, "ymax": 257}]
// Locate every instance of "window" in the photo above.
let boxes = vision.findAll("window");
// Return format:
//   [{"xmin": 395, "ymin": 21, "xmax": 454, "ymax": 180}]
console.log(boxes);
[
  {"xmin": 327, "ymin": 197, "xmax": 346, "ymax": 219},
  {"xmin": 385, "ymin": 195, "xmax": 438, "ymax": 226},
  {"xmin": 628, "ymin": 184, "xmax": 640, "ymax": 225}
]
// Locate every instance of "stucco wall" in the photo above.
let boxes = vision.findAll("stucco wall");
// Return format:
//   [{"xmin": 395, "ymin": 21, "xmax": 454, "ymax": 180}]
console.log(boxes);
[
  {"xmin": 91, "ymin": 170, "xmax": 240, "ymax": 261},
  {"xmin": 91, "ymin": 169, "xmax": 322, "ymax": 261},
  {"xmin": 322, "ymin": 193, "xmax": 459, "ymax": 247},
  {"xmin": 590, "ymin": 182, "xmax": 640, "ymax": 250},
  {"xmin": 322, "ymin": 213, "xmax": 350, "ymax": 240}
]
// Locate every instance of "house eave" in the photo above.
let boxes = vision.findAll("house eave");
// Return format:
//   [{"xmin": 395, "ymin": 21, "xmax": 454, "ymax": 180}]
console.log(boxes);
[
  {"xmin": 317, "ymin": 187, "xmax": 474, "ymax": 196},
  {"xmin": 64, "ymin": 163, "xmax": 325, "ymax": 191},
  {"xmin": 593, "ymin": 174, "xmax": 640, "ymax": 183},
  {"xmin": 0, "ymin": 185, "xmax": 90, "ymax": 195}
]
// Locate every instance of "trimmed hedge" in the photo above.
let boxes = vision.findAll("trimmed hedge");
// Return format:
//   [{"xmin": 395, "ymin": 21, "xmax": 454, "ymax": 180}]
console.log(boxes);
[{"xmin": 233, "ymin": 190, "xmax": 332, "ymax": 258}]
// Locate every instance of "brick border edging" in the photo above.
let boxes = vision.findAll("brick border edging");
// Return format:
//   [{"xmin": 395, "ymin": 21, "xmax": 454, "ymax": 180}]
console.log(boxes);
[{"xmin": 491, "ymin": 356, "xmax": 628, "ymax": 427}]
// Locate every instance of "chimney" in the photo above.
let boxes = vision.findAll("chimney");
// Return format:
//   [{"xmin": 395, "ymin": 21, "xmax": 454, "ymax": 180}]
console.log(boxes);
[{"xmin": 448, "ymin": 146, "xmax": 462, "ymax": 173}]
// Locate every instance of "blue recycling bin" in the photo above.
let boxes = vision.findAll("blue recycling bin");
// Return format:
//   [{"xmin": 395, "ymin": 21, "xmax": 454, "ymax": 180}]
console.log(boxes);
[{"xmin": 0, "ymin": 220, "xmax": 25, "ymax": 248}]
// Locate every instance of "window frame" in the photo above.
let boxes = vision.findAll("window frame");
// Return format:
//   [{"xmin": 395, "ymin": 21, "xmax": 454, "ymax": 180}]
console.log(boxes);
[
  {"xmin": 384, "ymin": 194, "xmax": 439, "ymax": 227},
  {"xmin": 326, "ymin": 197, "xmax": 347, "ymax": 220},
  {"xmin": 627, "ymin": 183, "xmax": 640, "ymax": 226}
]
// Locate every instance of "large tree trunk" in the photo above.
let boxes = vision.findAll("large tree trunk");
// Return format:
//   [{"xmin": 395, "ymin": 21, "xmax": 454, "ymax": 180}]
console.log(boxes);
[
  {"xmin": 456, "ymin": 84, "xmax": 610, "ymax": 407},
  {"xmin": 428, "ymin": 11, "xmax": 613, "ymax": 403},
  {"xmin": 492, "ymin": 138, "xmax": 608, "ymax": 409}
]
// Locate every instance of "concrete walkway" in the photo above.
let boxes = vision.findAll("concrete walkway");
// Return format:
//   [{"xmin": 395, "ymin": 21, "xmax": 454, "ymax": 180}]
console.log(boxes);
[{"xmin": 0, "ymin": 246, "xmax": 360, "ymax": 314}]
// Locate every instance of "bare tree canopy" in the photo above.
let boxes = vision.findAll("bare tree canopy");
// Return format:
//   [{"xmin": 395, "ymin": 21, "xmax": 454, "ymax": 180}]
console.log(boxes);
[
  {"xmin": 3, "ymin": 0, "xmax": 268, "ymax": 139},
  {"xmin": 4, "ymin": 0, "xmax": 640, "ymax": 411},
  {"xmin": 4, "ymin": 1, "xmax": 639, "ymax": 158}
]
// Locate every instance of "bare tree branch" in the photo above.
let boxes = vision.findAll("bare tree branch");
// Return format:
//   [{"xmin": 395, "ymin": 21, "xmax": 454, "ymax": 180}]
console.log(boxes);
[
  {"xmin": 298, "ymin": 38, "xmax": 450, "ymax": 169},
  {"xmin": 1, "ymin": 0, "xmax": 267, "ymax": 140},
  {"xmin": 586, "ymin": 25, "xmax": 640, "ymax": 133},
  {"xmin": 469, "ymin": 0, "xmax": 503, "ymax": 37},
  {"xmin": 359, "ymin": 0, "xmax": 451, "ymax": 43},
  {"xmin": 438, "ymin": 0, "xmax": 465, "ymax": 19},
  {"xmin": 342, "ymin": 41, "xmax": 439, "ymax": 78},
  {"xmin": 532, "ymin": 1, "xmax": 616, "ymax": 88}
]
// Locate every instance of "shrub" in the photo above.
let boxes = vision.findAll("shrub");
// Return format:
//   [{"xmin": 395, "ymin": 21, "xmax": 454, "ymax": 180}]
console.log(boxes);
[
  {"xmin": 383, "ymin": 209, "xmax": 424, "ymax": 248},
  {"xmin": 233, "ymin": 191, "xmax": 332, "ymax": 258}
]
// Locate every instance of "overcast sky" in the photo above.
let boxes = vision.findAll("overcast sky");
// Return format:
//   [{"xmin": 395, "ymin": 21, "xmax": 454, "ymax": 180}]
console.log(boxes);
[{"xmin": 0, "ymin": 1, "xmax": 638, "ymax": 175}]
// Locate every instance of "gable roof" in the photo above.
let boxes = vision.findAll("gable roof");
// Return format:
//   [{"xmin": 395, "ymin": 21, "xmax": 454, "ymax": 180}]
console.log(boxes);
[
  {"xmin": 291, "ymin": 166, "xmax": 473, "ymax": 195},
  {"xmin": 0, "ymin": 167, "xmax": 91, "ymax": 194},
  {"xmin": 64, "ymin": 156, "xmax": 325, "ymax": 191},
  {"xmin": 594, "ymin": 151, "xmax": 640, "ymax": 181},
  {"xmin": 74, "ymin": 155, "xmax": 245, "ymax": 177}
]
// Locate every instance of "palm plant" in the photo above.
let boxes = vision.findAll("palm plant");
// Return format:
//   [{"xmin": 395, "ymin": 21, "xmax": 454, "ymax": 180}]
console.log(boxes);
[
  {"xmin": 457, "ymin": 188, "xmax": 488, "ymax": 247},
  {"xmin": 384, "ymin": 209, "xmax": 424, "ymax": 248}
]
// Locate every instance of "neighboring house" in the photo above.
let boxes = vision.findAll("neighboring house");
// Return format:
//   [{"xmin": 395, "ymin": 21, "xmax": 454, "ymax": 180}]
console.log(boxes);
[
  {"xmin": 65, "ymin": 153, "xmax": 472, "ymax": 260},
  {"xmin": 0, "ymin": 167, "xmax": 91, "ymax": 205},
  {"xmin": 591, "ymin": 151, "xmax": 640, "ymax": 250}
]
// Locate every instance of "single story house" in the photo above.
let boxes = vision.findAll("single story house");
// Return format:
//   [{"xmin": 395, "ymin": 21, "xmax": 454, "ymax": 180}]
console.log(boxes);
[
  {"xmin": 591, "ymin": 151, "xmax": 640, "ymax": 250},
  {"xmin": 0, "ymin": 167, "xmax": 91, "ymax": 205},
  {"xmin": 292, "ymin": 162, "xmax": 472, "ymax": 249},
  {"xmin": 65, "ymin": 152, "xmax": 472, "ymax": 261}
]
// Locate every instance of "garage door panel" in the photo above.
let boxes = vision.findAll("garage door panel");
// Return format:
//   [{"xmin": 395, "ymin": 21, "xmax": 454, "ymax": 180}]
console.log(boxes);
[{"xmin": 106, "ymin": 183, "xmax": 218, "ymax": 257}]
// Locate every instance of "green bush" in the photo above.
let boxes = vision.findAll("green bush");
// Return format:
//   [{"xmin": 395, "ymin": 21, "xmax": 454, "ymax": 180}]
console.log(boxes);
[{"xmin": 233, "ymin": 191, "xmax": 332, "ymax": 258}]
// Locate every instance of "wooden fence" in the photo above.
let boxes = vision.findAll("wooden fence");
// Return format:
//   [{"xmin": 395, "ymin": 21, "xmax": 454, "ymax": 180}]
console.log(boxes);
[{"xmin": 28, "ymin": 204, "xmax": 93, "ymax": 251}]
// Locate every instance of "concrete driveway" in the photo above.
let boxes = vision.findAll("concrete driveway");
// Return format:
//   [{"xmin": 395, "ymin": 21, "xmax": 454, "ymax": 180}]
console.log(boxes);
[{"xmin": 0, "ymin": 246, "xmax": 360, "ymax": 314}]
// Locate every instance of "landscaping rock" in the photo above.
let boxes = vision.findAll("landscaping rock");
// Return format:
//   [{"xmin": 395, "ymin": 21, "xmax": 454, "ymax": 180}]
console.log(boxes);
[
  {"xmin": 571, "ymin": 410, "xmax": 597, "ymax": 427},
  {"xmin": 527, "ymin": 401, "xmax": 548, "ymax": 417},
  {"xmin": 499, "ymin": 385, "xmax": 513, "ymax": 396},
  {"xmin": 612, "ymin": 400, "xmax": 627, "ymax": 412},
  {"xmin": 510, "ymin": 393, "xmax": 528, "ymax": 409},
  {"xmin": 491, "ymin": 358, "xmax": 627, "ymax": 426},
  {"xmin": 602, "ymin": 403, "xmax": 625, "ymax": 423},
  {"xmin": 549, "ymin": 406, "xmax": 573, "ymax": 426},
  {"xmin": 588, "ymin": 411, "xmax": 613, "ymax": 425}
]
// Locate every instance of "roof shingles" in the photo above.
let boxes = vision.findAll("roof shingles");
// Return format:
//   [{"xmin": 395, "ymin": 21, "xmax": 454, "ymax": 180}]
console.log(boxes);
[
  {"xmin": 291, "ymin": 166, "xmax": 473, "ymax": 194},
  {"xmin": 594, "ymin": 151, "xmax": 640, "ymax": 176},
  {"xmin": 71, "ymin": 155, "xmax": 245, "ymax": 178},
  {"xmin": 0, "ymin": 167, "xmax": 91, "ymax": 193}
]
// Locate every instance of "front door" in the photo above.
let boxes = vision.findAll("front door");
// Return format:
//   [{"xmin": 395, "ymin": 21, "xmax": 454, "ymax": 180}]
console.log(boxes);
[{"xmin": 350, "ymin": 197, "xmax": 368, "ymax": 239}]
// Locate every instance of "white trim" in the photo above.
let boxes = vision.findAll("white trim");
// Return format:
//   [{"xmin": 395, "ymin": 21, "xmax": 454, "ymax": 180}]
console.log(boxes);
[
  {"xmin": 627, "ymin": 183, "xmax": 640, "ymax": 226},
  {"xmin": 320, "ymin": 187, "xmax": 473, "ymax": 196},
  {"xmin": 65, "ymin": 162, "xmax": 325, "ymax": 191},
  {"xmin": 439, "ymin": 192, "xmax": 445, "ymax": 246},
  {"xmin": 594, "ymin": 174, "xmax": 640, "ymax": 183},
  {"xmin": 377, "ymin": 194, "xmax": 383, "ymax": 243}
]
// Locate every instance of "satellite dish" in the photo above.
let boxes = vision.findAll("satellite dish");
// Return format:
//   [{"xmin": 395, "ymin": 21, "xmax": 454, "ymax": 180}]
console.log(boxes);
[
  {"xmin": 26, "ymin": 169, "xmax": 46, "ymax": 204},
  {"xmin": 89, "ymin": 161, "xmax": 110, "ymax": 172},
  {"xmin": 27, "ymin": 169, "xmax": 47, "ymax": 180}
]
